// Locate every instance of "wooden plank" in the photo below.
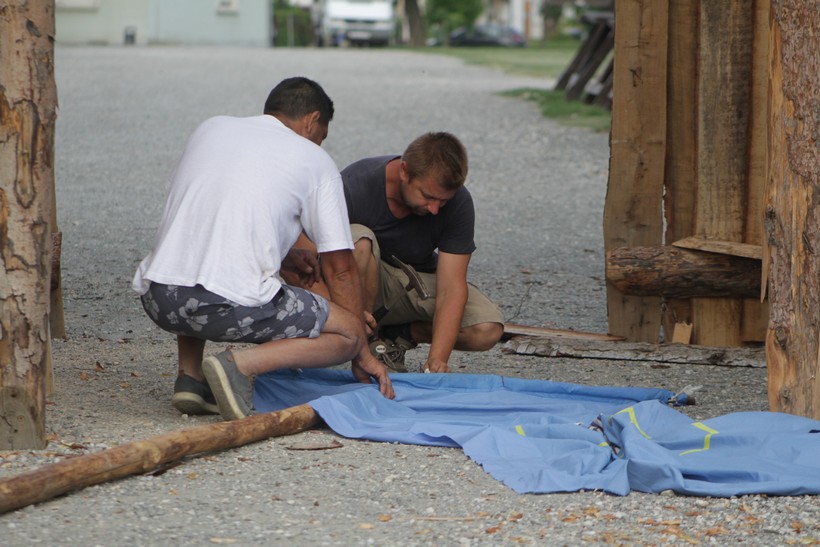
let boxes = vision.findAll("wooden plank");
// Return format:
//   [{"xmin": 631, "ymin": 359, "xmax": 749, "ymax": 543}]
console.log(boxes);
[
  {"xmin": 691, "ymin": 0, "xmax": 755, "ymax": 347},
  {"xmin": 671, "ymin": 322, "xmax": 693, "ymax": 344},
  {"xmin": 739, "ymin": 0, "xmax": 771, "ymax": 342},
  {"xmin": 566, "ymin": 31, "xmax": 614, "ymax": 101},
  {"xmin": 662, "ymin": 0, "xmax": 699, "ymax": 342},
  {"xmin": 671, "ymin": 236, "xmax": 763, "ymax": 260},
  {"xmin": 502, "ymin": 323, "xmax": 624, "ymax": 341},
  {"xmin": 765, "ymin": 0, "xmax": 820, "ymax": 418},
  {"xmin": 603, "ymin": 0, "xmax": 668, "ymax": 343},
  {"xmin": 555, "ymin": 20, "xmax": 611, "ymax": 91},
  {"xmin": 502, "ymin": 336, "xmax": 765, "ymax": 368}
]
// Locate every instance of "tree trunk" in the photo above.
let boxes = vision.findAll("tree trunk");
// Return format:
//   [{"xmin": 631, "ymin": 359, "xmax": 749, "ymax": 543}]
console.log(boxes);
[
  {"xmin": 404, "ymin": 0, "xmax": 426, "ymax": 47},
  {"xmin": 0, "ymin": 1, "xmax": 57, "ymax": 449},
  {"xmin": 765, "ymin": 0, "xmax": 820, "ymax": 419}
]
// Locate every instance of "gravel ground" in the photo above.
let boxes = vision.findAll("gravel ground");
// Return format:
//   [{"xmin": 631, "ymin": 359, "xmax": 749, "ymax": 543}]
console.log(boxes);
[{"xmin": 1, "ymin": 46, "xmax": 818, "ymax": 545}]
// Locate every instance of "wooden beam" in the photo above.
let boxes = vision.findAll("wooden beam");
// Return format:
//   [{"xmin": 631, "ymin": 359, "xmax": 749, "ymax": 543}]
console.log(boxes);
[
  {"xmin": 662, "ymin": 0, "xmax": 700, "ymax": 341},
  {"xmin": 606, "ymin": 246, "xmax": 761, "ymax": 298},
  {"xmin": 604, "ymin": 0, "xmax": 668, "ymax": 342},
  {"xmin": 0, "ymin": 404, "xmax": 320, "ymax": 514},
  {"xmin": 691, "ymin": 0, "xmax": 755, "ymax": 346},
  {"xmin": 671, "ymin": 236, "xmax": 763, "ymax": 260}
]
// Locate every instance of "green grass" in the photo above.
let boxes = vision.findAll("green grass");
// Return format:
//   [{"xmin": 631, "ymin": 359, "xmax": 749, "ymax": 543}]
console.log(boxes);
[
  {"xmin": 413, "ymin": 37, "xmax": 611, "ymax": 131},
  {"xmin": 501, "ymin": 88, "xmax": 612, "ymax": 132},
  {"xmin": 414, "ymin": 37, "xmax": 580, "ymax": 79}
]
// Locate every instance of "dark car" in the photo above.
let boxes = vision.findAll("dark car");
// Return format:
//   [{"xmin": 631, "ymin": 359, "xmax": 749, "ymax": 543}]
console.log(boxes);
[{"xmin": 448, "ymin": 23, "xmax": 526, "ymax": 47}]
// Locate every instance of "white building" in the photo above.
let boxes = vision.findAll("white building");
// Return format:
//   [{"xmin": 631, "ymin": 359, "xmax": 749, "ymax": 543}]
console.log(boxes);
[{"xmin": 55, "ymin": 0, "xmax": 272, "ymax": 47}]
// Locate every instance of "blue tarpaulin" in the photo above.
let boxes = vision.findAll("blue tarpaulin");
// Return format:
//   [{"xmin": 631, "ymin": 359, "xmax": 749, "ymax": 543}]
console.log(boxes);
[{"xmin": 253, "ymin": 369, "xmax": 820, "ymax": 497}]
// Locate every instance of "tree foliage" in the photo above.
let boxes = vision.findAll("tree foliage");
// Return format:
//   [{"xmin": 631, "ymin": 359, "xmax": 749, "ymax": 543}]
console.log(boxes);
[{"xmin": 425, "ymin": 0, "xmax": 483, "ymax": 38}]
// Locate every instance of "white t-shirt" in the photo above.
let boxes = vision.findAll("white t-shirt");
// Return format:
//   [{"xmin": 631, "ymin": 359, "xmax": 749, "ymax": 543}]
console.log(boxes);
[{"xmin": 132, "ymin": 115, "xmax": 353, "ymax": 307}]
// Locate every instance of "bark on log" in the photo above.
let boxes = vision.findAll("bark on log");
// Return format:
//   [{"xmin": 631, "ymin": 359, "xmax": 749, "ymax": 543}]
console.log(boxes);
[
  {"xmin": 0, "ymin": 0, "xmax": 58, "ymax": 449},
  {"xmin": 502, "ymin": 335, "xmax": 765, "ymax": 368},
  {"xmin": 0, "ymin": 404, "xmax": 320, "ymax": 514},
  {"xmin": 606, "ymin": 246, "xmax": 761, "ymax": 298}
]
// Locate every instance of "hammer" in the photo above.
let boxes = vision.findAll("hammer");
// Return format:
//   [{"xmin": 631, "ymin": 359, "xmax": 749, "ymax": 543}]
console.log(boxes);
[{"xmin": 372, "ymin": 255, "xmax": 430, "ymax": 324}]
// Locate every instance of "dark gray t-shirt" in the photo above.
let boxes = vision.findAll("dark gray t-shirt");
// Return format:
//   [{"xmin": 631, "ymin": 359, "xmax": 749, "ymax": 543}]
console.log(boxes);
[{"xmin": 342, "ymin": 155, "xmax": 476, "ymax": 273}]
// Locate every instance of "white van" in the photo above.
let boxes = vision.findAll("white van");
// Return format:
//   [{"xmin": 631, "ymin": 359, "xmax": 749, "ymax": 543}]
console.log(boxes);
[{"xmin": 312, "ymin": 0, "xmax": 395, "ymax": 46}]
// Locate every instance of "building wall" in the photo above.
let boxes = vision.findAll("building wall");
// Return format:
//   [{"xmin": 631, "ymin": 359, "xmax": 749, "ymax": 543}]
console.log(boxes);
[{"xmin": 55, "ymin": 0, "xmax": 271, "ymax": 46}]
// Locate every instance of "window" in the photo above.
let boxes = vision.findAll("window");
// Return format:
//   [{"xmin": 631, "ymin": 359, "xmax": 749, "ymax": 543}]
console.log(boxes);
[{"xmin": 216, "ymin": 0, "xmax": 239, "ymax": 15}]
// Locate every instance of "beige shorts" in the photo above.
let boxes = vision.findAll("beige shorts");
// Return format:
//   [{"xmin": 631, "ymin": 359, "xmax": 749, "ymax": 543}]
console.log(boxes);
[{"xmin": 350, "ymin": 224, "xmax": 504, "ymax": 328}]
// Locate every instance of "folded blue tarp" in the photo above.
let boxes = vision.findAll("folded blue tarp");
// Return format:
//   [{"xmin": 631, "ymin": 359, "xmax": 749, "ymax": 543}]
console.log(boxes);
[{"xmin": 253, "ymin": 369, "xmax": 820, "ymax": 497}]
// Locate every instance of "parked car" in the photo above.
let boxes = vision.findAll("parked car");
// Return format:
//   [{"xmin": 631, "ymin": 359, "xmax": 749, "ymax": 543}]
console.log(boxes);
[{"xmin": 447, "ymin": 23, "xmax": 526, "ymax": 47}]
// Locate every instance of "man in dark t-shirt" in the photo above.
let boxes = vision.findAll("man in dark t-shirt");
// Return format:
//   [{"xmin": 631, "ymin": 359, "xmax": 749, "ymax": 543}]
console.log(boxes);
[{"xmin": 341, "ymin": 132, "xmax": 504, "ymax": 373}]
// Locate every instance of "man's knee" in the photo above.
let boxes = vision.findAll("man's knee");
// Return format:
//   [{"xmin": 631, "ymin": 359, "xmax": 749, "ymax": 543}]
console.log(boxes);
[
  {"xmin": 352, "ymin": 237, "xmax": 374, "ymax": 266},
  {"xmin": 323, "ymin": 302, "xmax": 366, "ymax": 358},
  {"xmin": 463, "ymin": 322, "xmax": 504, "ymax": 351}
]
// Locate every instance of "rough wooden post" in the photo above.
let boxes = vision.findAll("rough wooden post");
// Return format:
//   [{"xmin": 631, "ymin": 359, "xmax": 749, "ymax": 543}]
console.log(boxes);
[
  {"xmin": 765, "ymin": 0, "xmax": 820, "ymax": 419},
  {"xmin": 604, "ymin": 0, "xmax": 668, "ymax": 342},
  {"xmin": 662, "ymin": 0, "xmax": 699, "ymax": 340},
  {"xmin": 0, "ymin": 1, "xmax": 57, "ymax": 448}
]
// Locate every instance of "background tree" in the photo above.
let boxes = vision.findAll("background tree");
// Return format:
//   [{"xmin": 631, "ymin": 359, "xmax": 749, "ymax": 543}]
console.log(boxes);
[{"xmin": 426, "ymin": 0, "xmax": 483, "ymax": 45}]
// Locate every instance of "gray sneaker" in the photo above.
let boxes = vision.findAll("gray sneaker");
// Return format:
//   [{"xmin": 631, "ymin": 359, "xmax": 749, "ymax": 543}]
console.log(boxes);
[
  {"xmin": 171, "ymin": 374, "xmax": 219, "ymax": 415},
  {"xmin": 369, "ymin": 334, "xmax": 416, "ymax": 373},
  {"xmin": 202, "ymin": 350, "xmax": 255, "ymax": 420}
]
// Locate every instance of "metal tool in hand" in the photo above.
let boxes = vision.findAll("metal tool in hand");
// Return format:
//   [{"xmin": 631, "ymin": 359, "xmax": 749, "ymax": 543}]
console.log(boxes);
[{"xmin": 372, "ymin": 255, "xmax": 430, "ymax": 324}]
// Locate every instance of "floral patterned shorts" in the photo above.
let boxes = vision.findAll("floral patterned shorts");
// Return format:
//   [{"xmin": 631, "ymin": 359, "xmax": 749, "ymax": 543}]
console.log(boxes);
[{"xmin": 140, "ymin": 283, "xmax": 329, "ymax": 343}]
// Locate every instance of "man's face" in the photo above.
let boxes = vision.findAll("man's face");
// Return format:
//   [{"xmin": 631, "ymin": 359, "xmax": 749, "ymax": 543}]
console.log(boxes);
[{"xmin": 400, "ymin": 167, "xmax": 458, "ymax": 216}]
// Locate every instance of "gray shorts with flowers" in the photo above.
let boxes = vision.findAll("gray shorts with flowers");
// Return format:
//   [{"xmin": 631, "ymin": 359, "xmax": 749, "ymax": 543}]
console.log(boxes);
[{"xmin": 140, "ymin": 283, "xmax": 329, "ymax": 343}]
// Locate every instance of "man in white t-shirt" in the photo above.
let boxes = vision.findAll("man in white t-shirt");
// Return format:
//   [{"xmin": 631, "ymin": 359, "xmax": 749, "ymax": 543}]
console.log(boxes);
[{"xmin": 132, "ymin": 77, "xmax": 394, "ymax": 420}]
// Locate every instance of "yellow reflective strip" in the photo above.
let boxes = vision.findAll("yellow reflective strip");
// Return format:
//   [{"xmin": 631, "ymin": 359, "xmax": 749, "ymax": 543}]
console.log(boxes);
[
  {"xmin": 679, "ymin": 422, "xmax": 719, "ymax": 456},
  {"xmin": 515, "ymin": 425, "xmax": 526, "ymax": 436},
  {"xmin": 598, "ymin": 441, "xmax": 609, "ymax": 447},
  {"xmin": 614, "ymin": 406, "xmax": 652, "ymax": 439}
]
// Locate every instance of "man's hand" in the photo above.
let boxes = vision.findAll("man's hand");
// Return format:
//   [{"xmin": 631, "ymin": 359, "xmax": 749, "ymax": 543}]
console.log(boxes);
[
  {"xmin": 352, "ymin": 353, "xmax": 395, "ymax": 399},
  {"xmin": 363, "ymin": 310, "xmax": 377, "ymax": 336},
  {"xmin": 422, "ymin": 357, "xmax": 449, "ymax": 373},
  {"xmin": 281, "ymin": 248, "xmax": 321, "ymax": 287}
]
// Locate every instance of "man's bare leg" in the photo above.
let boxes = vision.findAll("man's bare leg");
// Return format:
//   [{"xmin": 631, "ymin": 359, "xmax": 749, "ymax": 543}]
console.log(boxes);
[
  {"xmin": 177, "ymin": 335, "xmax": 206, "ymax": 380},
  {"xmin": 409, "ymin": 321, "xmax": 504, "ymax": 352},
  {"xmin": 229, "ymin": 301, "xmax": 365, "ymax": 376}
]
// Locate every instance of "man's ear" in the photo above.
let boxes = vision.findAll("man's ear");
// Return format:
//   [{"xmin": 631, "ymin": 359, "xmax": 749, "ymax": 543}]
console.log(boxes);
[{"xmin": 306, "ymin": 110, "xmax": 321, "ymax": 133}]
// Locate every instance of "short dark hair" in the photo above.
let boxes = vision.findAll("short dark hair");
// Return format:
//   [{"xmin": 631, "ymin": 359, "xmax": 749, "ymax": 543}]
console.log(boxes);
[
  {"xmin": 402, "ymin": 132, "xmax": 468, "ymax": 191},
  {"xmin": 263, "ymin": 77, "xmax": 334, "ymax": 125}
]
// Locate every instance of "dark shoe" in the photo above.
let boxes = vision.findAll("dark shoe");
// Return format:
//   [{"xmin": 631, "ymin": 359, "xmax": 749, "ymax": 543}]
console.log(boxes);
[
  {"xmin": 202, "ymin": 350, "xmax": 255, "ymax": 420},
  {"xmin": 171, "ymin": 374, "xmax": 219, "ymax": 415},
  {"xmin": 369, "ymin": 333, "xmax": 416, "ymax": 373}
]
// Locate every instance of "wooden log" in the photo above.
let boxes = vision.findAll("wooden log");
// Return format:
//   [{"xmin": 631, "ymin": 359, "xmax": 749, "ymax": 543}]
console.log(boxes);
[
  {"xmin": 765, "ymin": 0, "xmax": 820, "ymax": 419},
  {"xmin": 502, "ymin": 335, "xmax": 765, "ymax": 368},
  {"xmin": 604, "ymin": 0, "xmax": 668, "ymax": 343},
  {"xmin": 606, "ymin": 246, "xmax": 761, "ymax": 298},
  {"xmin": 0, "ymin": 404, "xmax": 320, "ymax": 514}
]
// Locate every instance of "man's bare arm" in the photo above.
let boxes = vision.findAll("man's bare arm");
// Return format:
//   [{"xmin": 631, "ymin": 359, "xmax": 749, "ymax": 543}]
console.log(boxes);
[{"xmin": 425, "ymin": 252, "xmax": 470, "ymax": 373}]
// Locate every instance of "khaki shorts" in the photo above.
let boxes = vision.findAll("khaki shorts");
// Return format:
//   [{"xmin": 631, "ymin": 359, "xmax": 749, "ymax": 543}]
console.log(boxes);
[{"xmin": 350, "ymin": 224, "xmax": 504, "ymax": 328}]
